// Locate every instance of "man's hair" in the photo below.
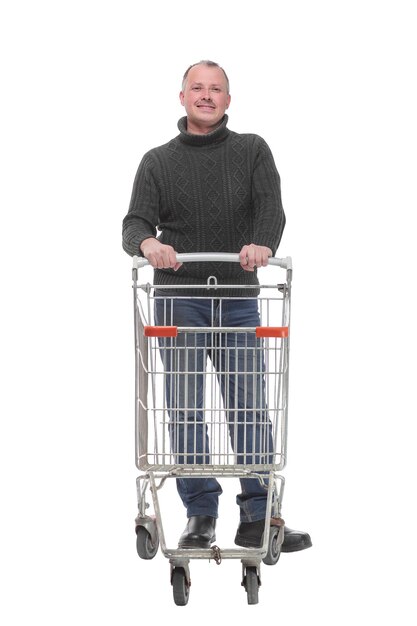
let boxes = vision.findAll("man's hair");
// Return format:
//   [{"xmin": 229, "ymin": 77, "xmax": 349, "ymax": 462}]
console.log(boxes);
[{"xmin": 182, "ymin": 60, "xmax": 230, "ymax": 94}]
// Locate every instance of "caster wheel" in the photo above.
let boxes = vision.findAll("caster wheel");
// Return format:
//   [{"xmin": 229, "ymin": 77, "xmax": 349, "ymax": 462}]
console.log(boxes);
[
  {"xmin": 244, "ymin": 566, "xmax": 259, "ymax": 605},
  {"xmin": 172, "ymin": 567, "xmax": 190, "ymax": 606},
  {"xmin": 263, "ymin": 526, "xmax": 281, "ymax": 565},
  {"xmin": 136, "ymin": 526, "xmax": 159, "ymax": 560}
]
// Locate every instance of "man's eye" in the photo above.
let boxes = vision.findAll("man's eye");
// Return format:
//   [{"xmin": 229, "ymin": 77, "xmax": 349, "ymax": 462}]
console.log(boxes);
[
  {"xmin": 192, "ymin": 86, "xmax": 201, "ymax": 91},
  {"xmin": 212, "ymin": 88, "xmax": 221, "ymax": 92}
]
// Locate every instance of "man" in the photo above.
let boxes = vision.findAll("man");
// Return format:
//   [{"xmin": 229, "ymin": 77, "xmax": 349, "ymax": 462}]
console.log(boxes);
[{"xmin": 123, "ymin": 60, "xmax": 311, "ymax": 553}]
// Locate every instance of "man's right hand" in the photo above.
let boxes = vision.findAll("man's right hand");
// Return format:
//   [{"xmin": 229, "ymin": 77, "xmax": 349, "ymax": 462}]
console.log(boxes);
[{"xmin": 140, "ymin": 238, "xmax": 182, "ymax": 271}]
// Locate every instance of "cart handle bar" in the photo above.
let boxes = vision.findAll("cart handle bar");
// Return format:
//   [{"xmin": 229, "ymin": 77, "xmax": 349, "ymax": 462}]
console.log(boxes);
[
  {"xmin": 144, "ymin": 325, "xmax": 289, "ymax": 338},
  {"xmin": 133, "ymin": 253, "xmax": 292, "ymax": 271}
]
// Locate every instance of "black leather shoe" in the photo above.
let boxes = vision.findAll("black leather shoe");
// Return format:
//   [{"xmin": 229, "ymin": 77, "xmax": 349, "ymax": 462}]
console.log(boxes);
[
  {"xmin": 178, "ymin": 515, "xmax": 216, "ymax": 549},
  {"xmin": 281, "ymin": 526, "xmax": 312, "ymax": 553},
  {"xmin": 234, "ymin": 519, "xmax": 265, "ymax": 548},
  {"xmin": 235, "ymin": 520, "xmax": 312, "ymax": 552}
]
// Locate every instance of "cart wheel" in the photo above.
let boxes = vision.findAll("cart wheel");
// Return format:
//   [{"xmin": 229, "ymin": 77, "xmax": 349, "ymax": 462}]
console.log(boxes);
[
  {"xmin": 172, "ymin": 567, "xmax": 190, "ymax": 606},
  {"xmin": 263, "ymin": 526, "xmax": 281, "ymax": 565},
  {"xmin": 244, "ymin": 566, "xmax": 259, "ymax": 605},
  {"xmin": 136, "ymin": 526, "xmax": 159, "ymax": 560}
]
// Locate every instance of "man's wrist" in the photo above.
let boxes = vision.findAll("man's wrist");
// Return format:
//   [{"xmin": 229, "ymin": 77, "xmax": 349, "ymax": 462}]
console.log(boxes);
[{"xmin": 140, "ymin": 237, "xmax": 156, "ymax": 254}]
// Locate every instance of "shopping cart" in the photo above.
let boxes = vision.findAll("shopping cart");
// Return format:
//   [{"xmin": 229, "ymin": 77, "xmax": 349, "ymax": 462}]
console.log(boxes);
[{"xmin": 131, "ymin": 253, "xmax": 292, "ymax": 605}]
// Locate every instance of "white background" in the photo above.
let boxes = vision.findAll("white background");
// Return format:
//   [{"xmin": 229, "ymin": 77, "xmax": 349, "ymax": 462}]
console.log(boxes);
[{"xmin": 1, "ymin": 0, "xmax": 416, "ymax": 623}]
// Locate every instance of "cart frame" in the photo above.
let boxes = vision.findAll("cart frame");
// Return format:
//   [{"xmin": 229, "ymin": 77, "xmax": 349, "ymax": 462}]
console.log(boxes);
[{"xmin": 132, "ymin": 253, "xmax": 292, "ymax": 605}]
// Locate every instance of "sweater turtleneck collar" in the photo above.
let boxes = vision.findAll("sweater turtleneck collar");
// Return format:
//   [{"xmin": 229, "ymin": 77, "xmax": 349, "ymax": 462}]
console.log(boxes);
[{"xmin": 177, "ymin": 114, "xmax": 230, "ymax": 146}]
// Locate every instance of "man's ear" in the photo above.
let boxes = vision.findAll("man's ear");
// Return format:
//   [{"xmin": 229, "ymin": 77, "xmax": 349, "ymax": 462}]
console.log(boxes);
[{"xmin": 179, "ymin": 91, "xmax": 185, "ymax": 106}]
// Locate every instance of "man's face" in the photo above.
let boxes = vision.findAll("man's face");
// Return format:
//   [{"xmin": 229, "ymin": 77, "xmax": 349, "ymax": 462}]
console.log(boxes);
[{"xmin": 180, "ymin": 64, "xmax": 231, "ymax": 134}]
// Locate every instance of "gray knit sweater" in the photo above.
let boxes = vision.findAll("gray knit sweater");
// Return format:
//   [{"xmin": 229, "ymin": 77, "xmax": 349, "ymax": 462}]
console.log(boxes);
[{"xmin": 122, "ymin": 115, "xmax": 285, "ymax": 296}]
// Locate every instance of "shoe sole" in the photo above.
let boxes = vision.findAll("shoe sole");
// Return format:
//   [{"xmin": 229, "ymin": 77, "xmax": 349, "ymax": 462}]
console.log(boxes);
[{"xmin": 235, "ymin": 535, "xmax": 313, "ymax": 552}]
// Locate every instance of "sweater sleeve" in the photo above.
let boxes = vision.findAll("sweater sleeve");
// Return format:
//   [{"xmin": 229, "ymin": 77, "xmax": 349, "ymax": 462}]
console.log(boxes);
[
  {"xmin": 122, "ymin": 153, "xmax": 160, "ymax": 257},
  {"xmin": 251, "ymin": 137, "xmax": 286, "ymax": 255}
]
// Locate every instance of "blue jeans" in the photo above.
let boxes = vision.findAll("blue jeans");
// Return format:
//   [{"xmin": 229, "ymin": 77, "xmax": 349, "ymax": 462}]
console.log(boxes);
[{"xmin": 154, "ymin": 296, "xmax": 274, "ymax": 522}]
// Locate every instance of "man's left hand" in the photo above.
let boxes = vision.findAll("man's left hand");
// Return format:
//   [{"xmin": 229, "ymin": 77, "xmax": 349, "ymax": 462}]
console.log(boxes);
[{"xmin": 239, "ymin": 244, "xmax": 272, "ymax": 272}]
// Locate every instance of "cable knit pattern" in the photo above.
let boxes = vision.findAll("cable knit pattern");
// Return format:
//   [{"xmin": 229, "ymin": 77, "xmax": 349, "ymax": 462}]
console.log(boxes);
[{"xmin": 122, "ymin": 115, "xmax": 285, "ymax": 296}]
